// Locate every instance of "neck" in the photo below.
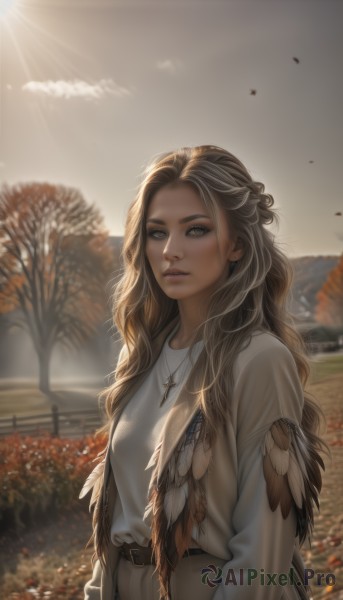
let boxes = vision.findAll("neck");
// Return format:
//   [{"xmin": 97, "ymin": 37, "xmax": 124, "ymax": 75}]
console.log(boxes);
[{"xmin": 169, "ymin": 300, "xmax": 206, "ymax": 349}]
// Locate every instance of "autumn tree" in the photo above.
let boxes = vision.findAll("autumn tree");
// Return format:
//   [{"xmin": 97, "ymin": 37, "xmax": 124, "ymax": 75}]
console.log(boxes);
[
  {"xmin": 315, "ymin": 254, "xmax": 343, "ymax": 327},
  {"xmin": 0, "ymin": 182, "xmax": 114, "ymax": 392}
]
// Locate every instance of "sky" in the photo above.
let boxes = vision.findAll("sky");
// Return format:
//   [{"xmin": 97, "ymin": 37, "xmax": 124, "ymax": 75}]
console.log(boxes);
[{"xmin": 0, "ymin": 0, "xmax": 342, "ymax": 258}]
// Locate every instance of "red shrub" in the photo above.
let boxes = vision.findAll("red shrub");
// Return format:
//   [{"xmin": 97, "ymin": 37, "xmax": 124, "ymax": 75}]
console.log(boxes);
[{"xmin": 0, "ymin": 433, "xmax": 107, "ymax": 531}]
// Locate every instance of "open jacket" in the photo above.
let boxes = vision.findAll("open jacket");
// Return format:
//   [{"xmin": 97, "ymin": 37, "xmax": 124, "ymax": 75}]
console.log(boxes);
[{"xmin": 84, "ymin": 319, "xmax": 322, "ymax": 600}]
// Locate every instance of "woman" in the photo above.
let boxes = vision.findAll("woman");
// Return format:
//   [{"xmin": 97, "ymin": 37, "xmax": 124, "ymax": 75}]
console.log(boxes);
[{"xmin": 81, "ymin": 145, "xmax": 325, "ymax": 600}]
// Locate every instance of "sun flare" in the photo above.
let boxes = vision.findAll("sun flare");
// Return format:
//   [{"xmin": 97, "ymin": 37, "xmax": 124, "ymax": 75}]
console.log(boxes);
[
  {"xmin": 0, "ymin": 0, "xmax": 13, "ymax": 17},
  {"xmin": 0, "ymin": 0, "xmax": 17, "ymax": 19}
]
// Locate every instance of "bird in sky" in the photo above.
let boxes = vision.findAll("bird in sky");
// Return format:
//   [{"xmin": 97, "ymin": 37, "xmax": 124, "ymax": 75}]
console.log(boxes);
[
  {"xmin": 335, "ymin": 212, "xmax": 342, "ymax": 216},
  {"xmin": 293, "ymin": 57, "xmax": 300, "ymax": 64},
  {"xmin": 250, "ymin": 89, "xmax": 257, "ymax": 95},
  {"xmin": 309, "ymin": 160, "xmax": 314, "ymax": 164}
]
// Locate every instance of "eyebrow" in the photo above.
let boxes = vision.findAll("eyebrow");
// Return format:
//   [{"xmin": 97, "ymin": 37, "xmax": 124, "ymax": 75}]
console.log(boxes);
[{"xmin": 146, "ymin": 214, "xmax": 210, "ymax": 225}]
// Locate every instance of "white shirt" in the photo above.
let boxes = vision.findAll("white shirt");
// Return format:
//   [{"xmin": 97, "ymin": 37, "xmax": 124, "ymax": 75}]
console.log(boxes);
[{"xmin": 110, "ymin": 329, "xmax": 203, "ymax": 546}]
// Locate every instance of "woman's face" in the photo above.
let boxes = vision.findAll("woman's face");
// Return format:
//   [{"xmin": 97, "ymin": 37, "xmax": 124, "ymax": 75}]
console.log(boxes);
[{"xmin": 145, "ymin": 184, "xmax": 242, "ymax": 306}]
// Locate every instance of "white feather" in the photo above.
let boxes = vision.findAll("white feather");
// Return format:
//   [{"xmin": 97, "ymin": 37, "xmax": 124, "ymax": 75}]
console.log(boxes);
[
  {"xmin": 192, "ymin": 440, "xmax": 212, "ymax": 480},
  {"xmin": 292, "ymin": 433, "xmax": 309, "ymax": 477},
  {"xmin": 174, "ymin": 468, "xmax": 184, "ymax": 487},
  {"xmin": 79, "ymin": 460, "xmax": 104, "ymax": 500},
  {"xmin": 269, "ymin": 445, "xmax": 289, "ymax": 475},
  {"xmin": 143, "ymin": 501, "xmax": 153, "ymax": 521},
  {"xmin": 176, "ymin": 441, "xmax": 195, "ymax": 477},
  {"xmin": 163, "ymin": 481, "xmax": 189, "ymax": 526},
  {"xmin": 262, "ymin": 430, "xmax": 274, "ymax": 456},
  {"xmin": 294, "ymin": 427, "xmax": 310, "ymax": 461},
  {"xmin": 90, "ymin": 475, "xmax": 103, "ymax": 510},
  {"xmin": 287, "ymin": 450, "xmax": 305, "ymax": 508},
  {"xmin": 146, "ymin": 441, "xmax": 162, "ymax": 471}
]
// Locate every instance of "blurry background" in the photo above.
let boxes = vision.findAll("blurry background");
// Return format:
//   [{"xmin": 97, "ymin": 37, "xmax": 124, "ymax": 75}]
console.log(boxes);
[
  {"xmin": 1, "ymin": 0, "xmax": 342, "ymax": 384},
  {"xmin": 1, "ymin": 0, "xmax": 342, "ymax": 255},
  {"xmin": 0, "ymin": 1, "xmax": 342, "ymax": 599}
]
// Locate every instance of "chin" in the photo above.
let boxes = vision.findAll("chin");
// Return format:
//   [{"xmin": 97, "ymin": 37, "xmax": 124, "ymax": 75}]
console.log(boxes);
[
  {"xmin": 162, "ymin": 290, "xmax": 190, "ymax": 300},
  {"xmin": 164, "ymin": 293, "xmax": 185, "ymax": 300}
]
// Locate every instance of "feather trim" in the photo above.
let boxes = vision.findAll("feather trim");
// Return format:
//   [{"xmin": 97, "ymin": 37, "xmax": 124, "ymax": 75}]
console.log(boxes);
[
  {"xmin": 269, "ymin": 444, "xmax": 289, "ymax": 475},
  {"xmin": 176, "ymin": 438, "xmax": 195, "ymax": 478},
  {"xmin": 262, "ymin": 418, "xmax": 324, "ymax": 544},
  {"xmin": 79, "ymin": 459, "xmax": 106, "ymax": 514},
  {"xmin": 288, "ymin": 450, "xmax": 305, "ymax": 508},
  {"xmin": 270, "ymin": 420, "xmax": 290, "ymax": 450},
  {"xmin": 93, "ymin": 480, "xmax": 111, "ymax": 566},
  {"xmin": 146, "ymin": 440, "xmax": 162, "ymax": 471},
  {"xmin": 164, "ymin": 482, "xmax": 189, "ymax": 525},
  {"xmin": 192, "ymin": 439, "xmax": 212, "ymax": 480},
  {"xmin": 148, "ymin": 409, "xmax": 209, "ymax": 599},
  {"xmin": 262, "ymin": 430, "xmax": 274, "ymax": 454}
]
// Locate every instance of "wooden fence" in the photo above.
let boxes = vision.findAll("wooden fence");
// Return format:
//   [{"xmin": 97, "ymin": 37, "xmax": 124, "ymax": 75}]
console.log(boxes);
[
  {"xmin": 306, "ymin": 340, "xmax": 342, "ymax": 355},
  {"xmin": 0, "ymin": 405, "xmax": 102, "ymax": 438}
]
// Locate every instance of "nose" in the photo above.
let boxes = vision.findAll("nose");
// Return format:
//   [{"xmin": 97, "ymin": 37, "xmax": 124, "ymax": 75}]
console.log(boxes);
[{"xmin": 162, "ymin": 233, "xmax": 184, "ymax": 260}]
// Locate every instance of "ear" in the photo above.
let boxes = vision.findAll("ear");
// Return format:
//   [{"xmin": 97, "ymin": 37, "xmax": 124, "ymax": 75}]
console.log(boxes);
[{"xmin": 227, "ymin": 237, "xmax": 244, "ymax": 262}]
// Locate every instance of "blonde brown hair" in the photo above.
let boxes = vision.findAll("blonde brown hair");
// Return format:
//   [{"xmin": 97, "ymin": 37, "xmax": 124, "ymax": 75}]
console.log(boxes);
[
  {"xmin": 101, "ymin": 146, "xmax": 320, "ymax": 437},
  {"xmin": 95, "ymin": 145, "xmax": 325, "ymax": 565}
]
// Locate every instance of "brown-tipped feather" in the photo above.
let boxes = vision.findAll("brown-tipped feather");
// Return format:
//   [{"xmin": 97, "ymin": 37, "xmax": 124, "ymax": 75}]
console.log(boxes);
[
  {"xmin": 279, "ymin": 478, "xmax": 293, "ymax": 518},
  {"xmin": 263, "ymin": 453, "xmax": 285, "ymax": 511},
  {"xmin": 191, "ymin": 480, "xmax": 207, "ymax": 524},
  {"xmin": 269, "ymin": 444, "xmax": 289, "ymax": 475},
  {"xmin": 174, "ymin": 504, "xmax": 194, "ymax": 558},
  {"xmin": 93, "ymin": 487, "xmax": 111, "ymax": 567},
  {"xmin": 192, "ymin": 439, "xmax": 212, "ymax": 480},
  {"xmin": 287, "ymin": 450, "xmax": 305, "ymax": 508},
  {"xmin": 263, "ymin": 418, "xmax": 324, "ymax": 546},
  {"xmin": 150, "ymin": 474, "xmax": 171, "ymax": 599},
  {"xmin": 148, "ymin": 410, "xmax": 209, "ymax": 599},
  {"xmin": 271, "ymin": 421, "xmax": 290, "ymax": 450}
]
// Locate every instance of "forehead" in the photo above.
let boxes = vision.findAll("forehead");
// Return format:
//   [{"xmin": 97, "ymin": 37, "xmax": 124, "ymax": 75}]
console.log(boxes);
[{"xmin": 147, "ymin": 184, "xmax": 210, "ymax": 219}]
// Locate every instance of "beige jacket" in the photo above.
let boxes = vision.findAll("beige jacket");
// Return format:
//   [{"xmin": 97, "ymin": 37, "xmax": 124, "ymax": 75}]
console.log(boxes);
[{"xmin": 84, "ymin": 320, "xmax": 312, "ymax": 600}]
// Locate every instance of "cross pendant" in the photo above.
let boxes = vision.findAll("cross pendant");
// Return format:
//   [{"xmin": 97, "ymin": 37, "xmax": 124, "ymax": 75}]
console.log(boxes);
[{"xmin": 160, "ymin": 375, "xmax": 176, "ymax": 406}]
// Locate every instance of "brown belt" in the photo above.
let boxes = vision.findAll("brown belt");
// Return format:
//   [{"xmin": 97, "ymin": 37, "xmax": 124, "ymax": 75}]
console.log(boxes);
[{"xmin": 120, "ymin": 541, "xmax": 205, "ymax": 567}]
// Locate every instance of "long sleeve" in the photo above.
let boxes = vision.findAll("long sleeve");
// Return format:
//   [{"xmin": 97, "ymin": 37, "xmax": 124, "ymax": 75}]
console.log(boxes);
[
  {"xmin": 84, "ymin": 550, "xmax": 119, "ymax": 600},
  {"xmin": 84, "ymin": 559, "xmax": 102, "ymax": 600},
  {"xmin": 83, "ymin": 345, "xmax": 127, "ymax": 600},
  {"xmin": 212, "ymin": 340, "xmax": 308, "ymax": 599}
]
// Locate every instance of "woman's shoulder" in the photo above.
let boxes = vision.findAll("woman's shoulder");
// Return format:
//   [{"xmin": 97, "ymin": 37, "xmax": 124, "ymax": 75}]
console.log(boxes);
[
  {"xmin": 233, "ymin": 329, "xmax": 297, "ymax": 379},
  {"xmin": 232, "ymin": 329, "xmax": 304, "ymax": 425}
]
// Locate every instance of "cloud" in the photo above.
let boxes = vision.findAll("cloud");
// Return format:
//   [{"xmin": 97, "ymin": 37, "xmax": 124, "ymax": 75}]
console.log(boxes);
[
  {"xmin": 22, "ymin": 79, "xmax": 132, "ymax": 100},
  {"xmin": 156, "ymin": 59, "xmax": 183, "ymax": 73}
]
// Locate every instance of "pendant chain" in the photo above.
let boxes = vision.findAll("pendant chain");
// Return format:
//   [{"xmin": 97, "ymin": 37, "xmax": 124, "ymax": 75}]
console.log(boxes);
[{"xmin": 160, "ymin": 345, "xmax": 189, "ymax": 407}]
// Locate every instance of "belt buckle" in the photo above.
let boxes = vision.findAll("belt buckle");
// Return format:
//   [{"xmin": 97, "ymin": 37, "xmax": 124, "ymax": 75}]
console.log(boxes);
[{"xmin": 129, "ymin": 548, "xmax": 146, "ymax": 567}]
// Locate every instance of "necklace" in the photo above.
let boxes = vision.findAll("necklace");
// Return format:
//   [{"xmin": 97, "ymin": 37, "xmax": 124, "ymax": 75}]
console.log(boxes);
[{"xmin": 160, "ymin": 345, "xmax": 189, "ymax": 407}]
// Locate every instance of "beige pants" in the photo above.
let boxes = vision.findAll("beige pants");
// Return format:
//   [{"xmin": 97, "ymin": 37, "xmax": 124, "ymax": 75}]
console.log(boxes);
[{"xmin": 117, "ymin": 552, "xmax": 226, "ymax": 600}]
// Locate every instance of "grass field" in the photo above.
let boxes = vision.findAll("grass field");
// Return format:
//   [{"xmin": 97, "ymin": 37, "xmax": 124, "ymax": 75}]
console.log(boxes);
[
  {"xmin": 0, "ymin": 354, "xmax": 342, "ymax": 599},
  {"xmin": 309, "ymin": 353, "xmax": 343, "ymax": 383},
  {"xmin": 0, "ymin": 382, "xmax": 101, "ymax": 419},
  {"xmin": 0, "ymin": 354, "xmax": 341, "ymax": 417}
]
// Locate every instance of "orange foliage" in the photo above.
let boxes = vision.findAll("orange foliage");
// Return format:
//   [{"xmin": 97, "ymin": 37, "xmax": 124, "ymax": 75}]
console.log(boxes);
[
  {"xmin": 0, "ymin": 182, "xmax": 114, "ymax": 390},
  {"xmin": 0, "ymin": 433, "xmax": 107, "ymax": 531},
  {"xmin": 315, "ymin": 255, "xmax": 343, "ymax": 327}
]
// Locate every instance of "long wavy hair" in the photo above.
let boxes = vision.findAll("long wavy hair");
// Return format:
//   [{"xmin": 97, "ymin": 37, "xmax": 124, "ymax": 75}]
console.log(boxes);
[
  {"xmin": 94, "ymin": 145, "xmax": 325, "ymax": 567},
  {"xmin": 100, "ymin": 145, "xmax": 321, "ymax": 439}
]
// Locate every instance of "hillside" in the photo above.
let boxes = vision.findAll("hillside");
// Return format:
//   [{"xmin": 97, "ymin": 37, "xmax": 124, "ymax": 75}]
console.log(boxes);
[{"xmin": 290, "ymin": 255, "xmax": 340, "ymax": 319}]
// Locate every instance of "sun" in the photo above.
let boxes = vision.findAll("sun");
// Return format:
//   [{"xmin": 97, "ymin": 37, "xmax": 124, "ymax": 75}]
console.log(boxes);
[{"xmin": 0, "ymin": 0, "xmax": 17, "ymax": 19}]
